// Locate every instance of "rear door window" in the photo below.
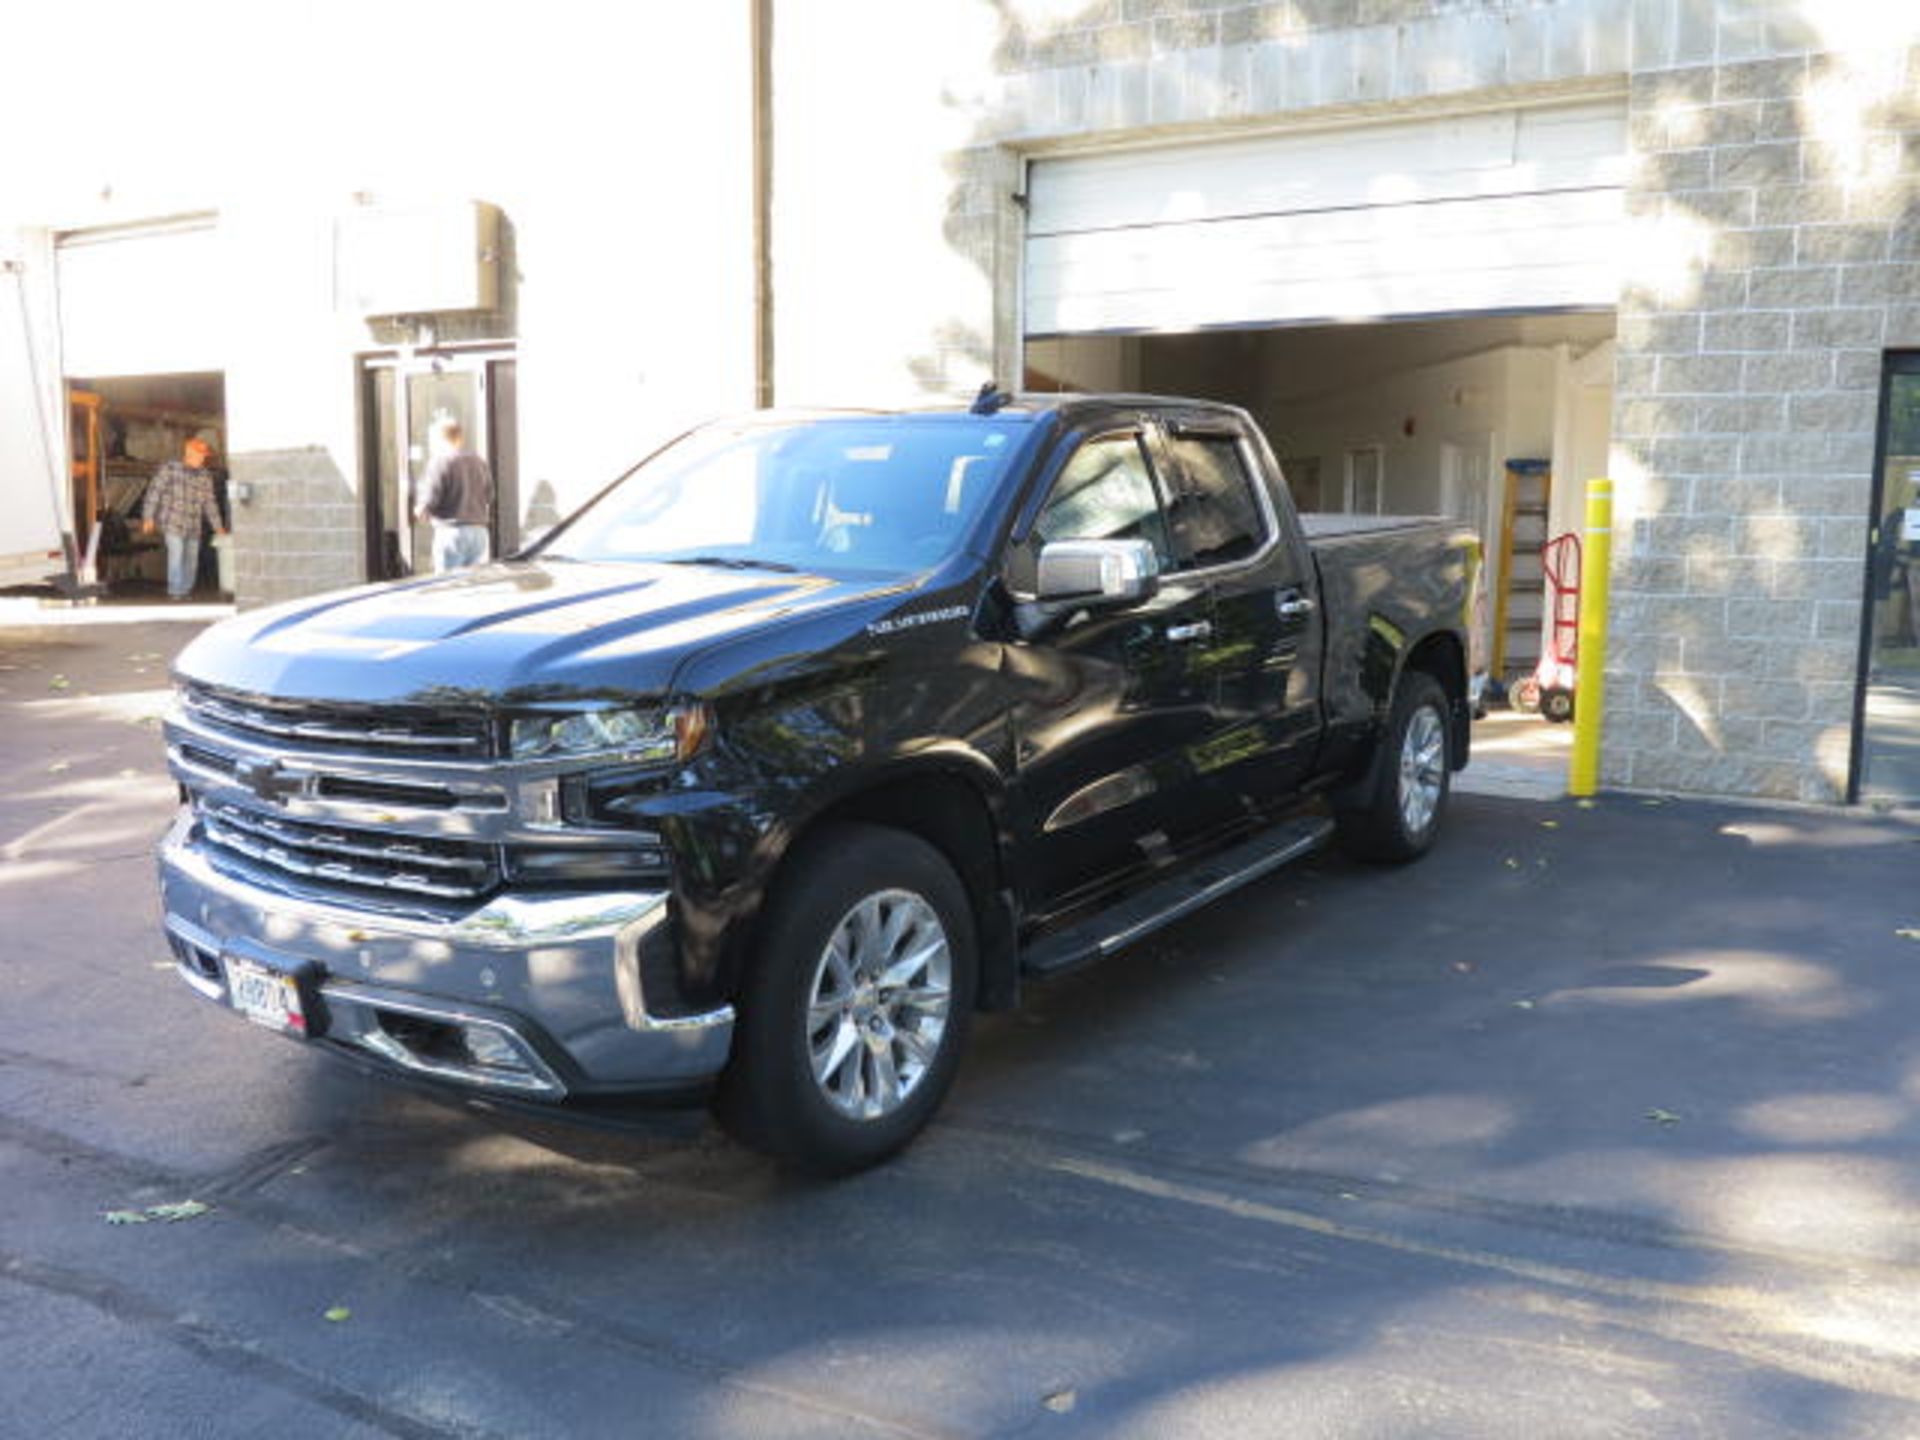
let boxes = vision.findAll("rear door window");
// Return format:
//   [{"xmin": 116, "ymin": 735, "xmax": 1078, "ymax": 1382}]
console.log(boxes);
[{"xmin": 1159, "ymin": 433, "xmax": 1269, "ymax": 571}]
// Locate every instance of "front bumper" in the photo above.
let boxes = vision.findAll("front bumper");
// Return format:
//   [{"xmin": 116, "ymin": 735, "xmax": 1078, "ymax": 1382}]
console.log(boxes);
[{"xmin": 157, "ymin": 813, "xmax": 735, "ymax": 1101}]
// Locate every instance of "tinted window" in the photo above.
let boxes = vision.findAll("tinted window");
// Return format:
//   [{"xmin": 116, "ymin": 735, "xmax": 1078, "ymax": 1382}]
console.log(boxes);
[
  {"xmin": 1162, "ymin": 435, "xmax": 1267, "ymax": 569},
  {"xmin": 1008, "ymin": 433, "xmax": 1172, "ymax": 592}
]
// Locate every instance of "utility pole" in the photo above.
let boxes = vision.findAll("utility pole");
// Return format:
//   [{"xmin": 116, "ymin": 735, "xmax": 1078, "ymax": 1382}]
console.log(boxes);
[{"xmin": 751, "ymin": 0, "xmax": 774, "ymax": 410}]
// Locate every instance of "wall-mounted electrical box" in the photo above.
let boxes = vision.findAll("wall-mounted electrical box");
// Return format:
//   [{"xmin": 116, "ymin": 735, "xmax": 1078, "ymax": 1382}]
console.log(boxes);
[{"xmin": 335, "ymin": 201, "xmax": 501, "ymax": 317}]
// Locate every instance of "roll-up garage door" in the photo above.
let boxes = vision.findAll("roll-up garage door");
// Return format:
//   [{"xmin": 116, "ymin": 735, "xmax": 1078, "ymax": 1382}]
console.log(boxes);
[
  {"xmin": 1025, "ymin": 101, "xmax": 1626, "ymax": 337},
  {"xmin": 57, "ymin": 216, "xmax": 224, "ymax": 376}
]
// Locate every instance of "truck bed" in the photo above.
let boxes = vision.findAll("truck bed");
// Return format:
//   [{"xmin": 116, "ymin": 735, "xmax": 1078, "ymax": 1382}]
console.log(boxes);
[{"xmin": 1302, "ymin": 512, "xmax": 1482, "ymax": 763}]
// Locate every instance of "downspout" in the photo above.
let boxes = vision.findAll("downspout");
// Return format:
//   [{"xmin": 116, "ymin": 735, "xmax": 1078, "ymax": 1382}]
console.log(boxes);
[{"xmin": 751, "ymin": 0, "xmax": 774, "ymax": 410}]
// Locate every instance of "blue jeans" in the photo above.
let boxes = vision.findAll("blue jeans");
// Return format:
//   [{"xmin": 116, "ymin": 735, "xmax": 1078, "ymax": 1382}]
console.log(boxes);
[
  {"xmin": 431, "ymin": 523, "xmax": 490, "ymax": 573},
  {"xmin": 164, "ymin": 531, "xmax": 202, "ymax": 599}
]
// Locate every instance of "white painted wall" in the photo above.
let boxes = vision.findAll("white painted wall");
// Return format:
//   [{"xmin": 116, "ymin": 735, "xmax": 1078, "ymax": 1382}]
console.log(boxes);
[
  {"xmin": 1260, "ymin": 344, "xmax": 1556, "ymax": 527},
  {"xmin": 1549, "ymin": 339, "xmax": 1617, "ymax": 550},
  {"xmin": 1025, "ymin": 335, "xmax": 1143, "ymax": 393}
]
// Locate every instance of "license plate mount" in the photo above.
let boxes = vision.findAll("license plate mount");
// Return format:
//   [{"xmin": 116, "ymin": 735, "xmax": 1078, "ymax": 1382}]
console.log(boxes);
[{"xmin": 222, "ymin": 953, "xmax": 316, "ymax": 1038}]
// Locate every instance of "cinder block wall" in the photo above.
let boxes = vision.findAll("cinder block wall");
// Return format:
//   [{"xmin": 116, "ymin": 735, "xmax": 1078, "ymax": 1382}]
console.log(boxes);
[
  {"xmin": 228, "ymin": 447, "xmax": 362, "ymax": 607},
  {"xmin": 1609, "ymin": 39, "xmax": 1919, "ymax": 802}
]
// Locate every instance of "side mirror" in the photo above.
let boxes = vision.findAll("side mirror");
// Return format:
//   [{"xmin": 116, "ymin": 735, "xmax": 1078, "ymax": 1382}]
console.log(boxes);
[{"xmin": 1036, "ymin": 538, "xmax": 1160, "ymax": 609}]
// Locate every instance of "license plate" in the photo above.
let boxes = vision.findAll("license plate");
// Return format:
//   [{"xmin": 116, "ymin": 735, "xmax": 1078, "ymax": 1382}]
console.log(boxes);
[{"xmin": 224, "ymin": 955, "xmax": 309, "ymax": 1037}]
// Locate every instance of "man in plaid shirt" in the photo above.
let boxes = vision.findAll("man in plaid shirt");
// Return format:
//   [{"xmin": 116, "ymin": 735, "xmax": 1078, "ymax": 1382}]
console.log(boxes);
[{"xmin": 141, "ymin": 436, "xmax": 227, "ymax": 600}]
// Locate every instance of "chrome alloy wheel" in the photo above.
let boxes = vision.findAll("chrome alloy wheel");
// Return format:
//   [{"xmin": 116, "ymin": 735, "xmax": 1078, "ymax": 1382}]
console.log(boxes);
[
  {"xmin": 805, "ymin": 889, "xmax": 953, "ymax": 1121},
  {"xmin": 1398, "ymin": 704, "xmax": 1447, "ymax": 839}
]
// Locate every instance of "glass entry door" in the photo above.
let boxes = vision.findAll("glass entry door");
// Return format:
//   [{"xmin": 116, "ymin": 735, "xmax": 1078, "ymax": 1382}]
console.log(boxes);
[
  {"xmin": 361, "ymin": 349, "xmax": 516, "ymax": 581},
  {"xmin": 1857, "ymin": 355, "xmax": 1920, "ymax": 801}
]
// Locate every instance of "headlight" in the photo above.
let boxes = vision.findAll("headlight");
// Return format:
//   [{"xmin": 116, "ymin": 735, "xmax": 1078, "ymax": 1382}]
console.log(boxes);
[{"xmin": 507, "ymin": 704, "xmax": 709, "ymax": 764}]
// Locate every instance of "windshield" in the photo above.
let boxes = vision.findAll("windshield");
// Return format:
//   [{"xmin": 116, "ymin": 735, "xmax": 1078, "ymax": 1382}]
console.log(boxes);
[{"xmin": 544, "ymin": 416, "xmax": 1033, "ymax": 575}]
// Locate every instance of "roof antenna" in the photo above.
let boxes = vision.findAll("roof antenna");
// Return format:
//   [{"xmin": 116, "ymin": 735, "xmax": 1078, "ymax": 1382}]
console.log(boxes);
[{"xmin": 970, "ymin": 380, "xmax": 1012, "ymax": 416}]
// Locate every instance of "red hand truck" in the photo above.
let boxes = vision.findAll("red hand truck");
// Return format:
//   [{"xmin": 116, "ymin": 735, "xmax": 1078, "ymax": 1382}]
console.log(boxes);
[{"xmin": 1508, "ymin": 531, "xmax": 1580, "ymax": 723}]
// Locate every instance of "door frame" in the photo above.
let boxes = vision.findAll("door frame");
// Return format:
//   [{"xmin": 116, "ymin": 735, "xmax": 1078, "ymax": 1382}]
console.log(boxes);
[
  {"xmin": 358, "ymin": 343, "xmax": 515, "ymax": 580},
  {"xmin": 1343, "ymin": 445, "xmax": 1384, "ymax": 514},
  {"xmin": 1848, "ymin": 349, "xmax": 1920, "ymax": 803}
]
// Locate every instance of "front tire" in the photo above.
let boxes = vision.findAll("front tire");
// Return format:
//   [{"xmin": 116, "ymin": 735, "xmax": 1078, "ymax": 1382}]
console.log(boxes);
[
  {"xmin": 1335, "ymin": 670, "xmax": 1453, "ymax": 864},
  {"xmin": 717, "ymin": 823, "xmax": 977, "ymax": 1174}
]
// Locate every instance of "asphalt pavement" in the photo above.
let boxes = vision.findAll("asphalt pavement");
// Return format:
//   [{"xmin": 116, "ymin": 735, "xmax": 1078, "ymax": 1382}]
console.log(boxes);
[{"xmin": 6, "ymin": 607, "xmax": 1920, "ymax": 1438}]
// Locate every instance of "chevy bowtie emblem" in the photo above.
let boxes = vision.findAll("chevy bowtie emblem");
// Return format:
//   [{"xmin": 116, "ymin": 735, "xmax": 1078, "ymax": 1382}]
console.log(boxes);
[{"xmin": 235, "ymin": 757, "xmax": 306, "ymax": 805}]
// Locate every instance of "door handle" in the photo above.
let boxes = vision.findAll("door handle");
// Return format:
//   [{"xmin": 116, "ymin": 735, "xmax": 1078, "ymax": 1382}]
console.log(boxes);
[
  {"xmin": 1275, "ymin": 592, "xmax": 1316, "ymax": 621},
  {"xmin": 1166, "ymin": 621, "xmax": 1213, "ymax": 643}
]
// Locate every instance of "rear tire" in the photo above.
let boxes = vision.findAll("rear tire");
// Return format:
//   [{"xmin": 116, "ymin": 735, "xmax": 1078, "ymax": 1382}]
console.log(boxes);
[
  {"xmin": 1335, "ymin": 670, "xmax": 1452, "ymax": 864},
  {"xmin": 716, "ymin": 823, "xmax": 977, "ymax": 1175}
]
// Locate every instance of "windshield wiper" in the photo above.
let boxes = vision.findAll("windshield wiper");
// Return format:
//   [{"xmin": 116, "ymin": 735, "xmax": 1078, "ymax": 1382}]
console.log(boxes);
[{"xmin": 663, "ymin": 555, "xmax": 801, "ymax": 574}]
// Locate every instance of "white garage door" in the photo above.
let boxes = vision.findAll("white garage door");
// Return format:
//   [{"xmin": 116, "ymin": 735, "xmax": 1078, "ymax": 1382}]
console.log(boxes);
[
  {"xmin": 1025, "ymin": 101, "xmax": 1626, "ymax": 337},
  {"xmin": 1, "ymin": 234, "xmax": 71, "ymax": 581},
  {"xmin": 57, "ymin": 217, "xmax": 224, "ymax": 377}
]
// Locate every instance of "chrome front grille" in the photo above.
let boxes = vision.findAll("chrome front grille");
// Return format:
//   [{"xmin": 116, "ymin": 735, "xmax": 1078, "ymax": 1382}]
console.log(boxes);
[
  {"xmin": 184, "ymin": 683, "xmax": 494, "ymax": 761},
  {"xmin": 195, "ymin": 798, "xmax": 500, "ymax": 902}
]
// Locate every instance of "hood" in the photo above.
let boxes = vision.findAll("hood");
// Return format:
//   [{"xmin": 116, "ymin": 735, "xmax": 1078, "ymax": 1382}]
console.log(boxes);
[{"xmin": 174, "ymin": 558, "xmax": 913, "ymax": 707}]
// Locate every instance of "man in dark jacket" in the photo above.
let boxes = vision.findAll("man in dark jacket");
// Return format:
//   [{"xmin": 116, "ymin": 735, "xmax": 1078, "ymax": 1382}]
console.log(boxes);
[
  {"xmin": 141, "ymin": 436, "xmax": 226, "ymax": 601},
  {"xmin": 414, "ymin": 418, "xmax": 494, "ymax": 573}
]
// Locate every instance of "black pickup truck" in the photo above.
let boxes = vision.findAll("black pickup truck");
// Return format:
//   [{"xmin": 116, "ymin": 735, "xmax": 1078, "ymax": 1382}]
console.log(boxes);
[{"xmin": 158, "ymin": 394, "xmax": 1482, "ymax": 1171}]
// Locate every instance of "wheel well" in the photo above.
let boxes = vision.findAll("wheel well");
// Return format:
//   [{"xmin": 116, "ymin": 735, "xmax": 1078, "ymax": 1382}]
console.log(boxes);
[
  {"xmin": 731, "ymin": 771, "xmax": 1014, "ymax": 1011},
  {"xmin": 1403, "ymin": 631, "xmax": 1469, "ymax": 768}
]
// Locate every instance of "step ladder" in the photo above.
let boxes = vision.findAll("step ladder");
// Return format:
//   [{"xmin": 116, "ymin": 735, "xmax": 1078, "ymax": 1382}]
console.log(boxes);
[{"xmin": 1492, "ymin": 459, "xmax": 1551, "ymax": 683}]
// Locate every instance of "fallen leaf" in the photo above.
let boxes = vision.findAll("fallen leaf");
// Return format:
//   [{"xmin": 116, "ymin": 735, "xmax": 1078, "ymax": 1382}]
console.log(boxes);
[
  {"xmin": 48, "ymin": 675, "xmax": 69, "ymax": 691},
  {"xmin": 1503, "ymin": 858, "xmax": 1521, "ymax": 870},
  {"xmin": 150, "ymin": 960, "xmax": 175, "ymax": 971},
  {"xmin": 102, "ymin": 1210, "xmax": 149, "ymax": 1226},
  {"xmin": 1111, "ymin": 1129, "xmax": 1145, "ymax": 1145},
  {"xmin": 1640, "ymin": 798, "xmax": 1666, "ymax": 807},
  {"xmin": 1646, "ymin": 1108, "xmax": 1683, "ymax": 1126},
  {"xmin": 1513, "ymin": 999, "xmax": 1536, "ymax": 1010},
  {"xmin": 1451, "ymin": 961, "xmax": 1473, "ymax": 974},
  {"xmin": 1042, "ymin": 1389, "xmax": 1077, "ymax": 1414},
  {"xmin": 146, "ymin": 1200, "xmax": 211, "ymax": 1223},
  {"xmin": 47, "ymin": 761, "xmax": 70, "ymax": 774},
  {"xmin": 1540, "ymin": 820, "xmax": 1559, "ymax": 829},
  {"xmin": 324, "ymin": 1306, "xmax": 352, "ymax": 1323},
  {"xmin": 1576, "ymin": 799, "xmax": 1597, "ymax": 810},
  {"xmin": 1898, "ymin": 929, "xmax": 1920, "ymax": 942}
]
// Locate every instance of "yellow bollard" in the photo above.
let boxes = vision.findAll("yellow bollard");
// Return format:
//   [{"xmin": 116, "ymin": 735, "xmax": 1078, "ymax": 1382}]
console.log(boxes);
[{"xmin": 1568, "ymin": 479, "xmax": 1612, "ymax": 797}]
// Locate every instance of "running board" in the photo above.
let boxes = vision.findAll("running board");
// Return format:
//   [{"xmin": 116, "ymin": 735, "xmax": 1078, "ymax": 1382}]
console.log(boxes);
[{"xmin": 1020, "ymin": 816, "xmax": 1334, "ymax": 978}]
